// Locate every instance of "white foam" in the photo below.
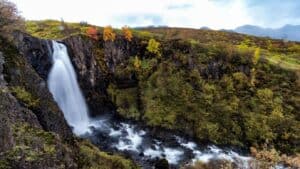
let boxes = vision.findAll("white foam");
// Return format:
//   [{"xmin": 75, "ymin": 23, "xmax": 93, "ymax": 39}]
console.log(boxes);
[
  {"xmin": 143, "ymin": 146, "xmax": 184, "ymax": 164},
  {"xmin": 193, "ymin": 153, "xmax": 214, "ymax": 163},
  {"xmin": 114, "ymin": 124, "xmax": 145, "ymax": 152},
  {"xmin": 190, "ymin": 146, "xmax": 253, "ymax": 169},
  {"xmin": 208, "ymin": 145, "xmax": 222, "ymax": 154},
  {"xmin": 144, "ymin": 148, "xmax": 163, "ymax": 158},
  {"xmin": 109, "ymin": 128, "xmax": 122, "ymax": 137},
  {"xmin": 182, "ymin": 142, "xmax": 197, "ymax": 150},
  {"xmin": 164, "ymin": 148, "xmax": 184, "ymax": 164}
]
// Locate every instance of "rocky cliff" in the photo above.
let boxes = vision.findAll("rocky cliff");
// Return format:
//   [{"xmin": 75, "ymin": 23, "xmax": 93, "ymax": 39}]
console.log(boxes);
[
  {"xmin": 10, "ymin": 31, "xmax": 142, "ymax": 117},
  {"xmin": 0, "ymin": 34, "xmax": 138, "ymax": 169}
]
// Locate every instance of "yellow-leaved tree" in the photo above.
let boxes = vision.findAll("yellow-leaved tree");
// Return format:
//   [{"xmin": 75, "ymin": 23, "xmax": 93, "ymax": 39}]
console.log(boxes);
[
  {"xmin": 122, "ymin": 26, "xmax": 133, "ymax": 41},
  {"xmin": 103, "ymin": 26, "xmax": 116, "ymax": 41},
  {"xmin": 147, "ymin": 38, "xmax": 161, "ymax": 58},
  {"xmin": 133, "ymin": 56, "xmax": 141, "ymax": 70}
]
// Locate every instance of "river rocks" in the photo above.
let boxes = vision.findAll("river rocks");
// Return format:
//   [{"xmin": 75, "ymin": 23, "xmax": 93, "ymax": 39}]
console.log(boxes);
[{"xmin": 154, "ymin": 159, "xmax": 169, "ymax": 169}]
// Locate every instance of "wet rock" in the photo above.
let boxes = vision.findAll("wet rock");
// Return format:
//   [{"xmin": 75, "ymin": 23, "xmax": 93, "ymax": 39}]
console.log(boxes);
[
  {"xmin": 62, "ymin": 35, "xmax": 146, "ymax": 116},
  {"xmin": 154, "ymin": 158, "xmax": 169, "ymax": 169},
  {"xmin": 1, "ymin": 35, "xmax": 139, "ymax": 169},
  {"xmin": 63, "ymin": 35, "xmax": 114, "ymax": 116},
  {"xmin": 0, "ymin": 48, "xmax": 78, "ymax": 169},
  {"xmin": 0, "ymin": 52, "xmax": 15, "ymax": 153},
  {"xmin": 1, "ymin": 37, "xmax": 73, "ymax": 142},
  {"xmin": 0, "ymin": 51, "xmax": 5, "ymax": 84}
]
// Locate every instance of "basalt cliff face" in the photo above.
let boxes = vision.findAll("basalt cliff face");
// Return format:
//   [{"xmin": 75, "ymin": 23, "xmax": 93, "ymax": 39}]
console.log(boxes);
[
  {"xmin": 11, "ymin": 32, "xmax": 145, "ymax": 117},
  {"xmin": 0, "ymin": 34, "xmax": 138, "ymax": 169}
]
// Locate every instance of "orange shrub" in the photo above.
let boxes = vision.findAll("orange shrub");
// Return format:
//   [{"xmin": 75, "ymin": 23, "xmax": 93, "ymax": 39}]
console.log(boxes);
[
  {"xmin": 86, "ymin": 27, "xmax": 98, "ymax": 40},
  {"xmin": 103, "ymin": 26, "xmax": 116, "ymax": 41},
  {"xmin": 122, "ymin": 26, "xmax": 133, "ymax": 41}
]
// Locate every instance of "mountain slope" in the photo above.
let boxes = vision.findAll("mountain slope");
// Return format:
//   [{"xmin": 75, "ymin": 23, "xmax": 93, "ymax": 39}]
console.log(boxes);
[{"xmin": 234, "ymin": 24, "xmax": 300, "ymax": 42}]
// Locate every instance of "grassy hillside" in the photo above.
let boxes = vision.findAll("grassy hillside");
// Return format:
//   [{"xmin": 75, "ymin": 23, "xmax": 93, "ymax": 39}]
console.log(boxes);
[
  {"xmin": 25, "ymin": 21, "xmax": 300, "ymax": 72},
  {"xmin": 142, "ymin": 27, "xmax": 300, "ymax": 71},
  {"xmin": 25, "ymin": 20, "xmax": 300, "ymax": 156},
  {"xmin": 113, "ymin": 27, "xmax": 300, "ymax": 154}
]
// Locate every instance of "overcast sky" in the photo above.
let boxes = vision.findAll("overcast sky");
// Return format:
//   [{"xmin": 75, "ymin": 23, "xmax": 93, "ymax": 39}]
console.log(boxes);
[{"xmin": 10, "ymin": 0, "xmax": 300, "ymax": 29}]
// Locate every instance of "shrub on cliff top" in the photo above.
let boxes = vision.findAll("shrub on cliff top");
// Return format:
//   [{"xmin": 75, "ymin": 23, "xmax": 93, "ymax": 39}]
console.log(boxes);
[
  {"xmin": 86, "ymin": 26, "xmax": 98, "ymax": 40},
  {"xmin": 0, "ymin": 0, "xmax": 24, "ymax": 39},
  {"xmin": 103, "ymin": 26, "xmax": 116, "ymax": 41},
  {"xmin": 122, "ymin": 26, "xmax": 133, "ymax": 41}
]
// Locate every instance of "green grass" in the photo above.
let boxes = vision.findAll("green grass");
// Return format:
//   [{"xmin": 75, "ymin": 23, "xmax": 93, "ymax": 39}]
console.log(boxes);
[
  {"xmin": 25, "ymin": 20, "xmax": 94, "ymax": 39},
  {"xmin": 263, "ymin": 52, "xmax": 300, "ymax": 70}
]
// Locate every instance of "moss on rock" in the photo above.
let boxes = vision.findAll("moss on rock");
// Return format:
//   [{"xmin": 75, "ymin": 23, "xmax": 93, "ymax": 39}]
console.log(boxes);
[
  {"xmin": 77, "ymin": 140, "xmax": 140, "ymax": 169},
  {"xmin": 10, "ymin": 86, "xmax": 39, "ymax": 108}
]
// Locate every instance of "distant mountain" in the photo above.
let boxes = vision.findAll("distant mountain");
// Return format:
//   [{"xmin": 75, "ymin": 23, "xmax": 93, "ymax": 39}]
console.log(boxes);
[
  {"xmin": 199, "ymin": 26, "xmax": 212, "ymax": 30},
  {"xmin": 234, "ymin": 24, "xmax": 300, "ymax": 42}
]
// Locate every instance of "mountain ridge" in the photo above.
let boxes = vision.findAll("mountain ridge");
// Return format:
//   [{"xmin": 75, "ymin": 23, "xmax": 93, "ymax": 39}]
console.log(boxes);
[{"xmin": 233, "ymin": 24, "xmax": 300, "ymax": 42}]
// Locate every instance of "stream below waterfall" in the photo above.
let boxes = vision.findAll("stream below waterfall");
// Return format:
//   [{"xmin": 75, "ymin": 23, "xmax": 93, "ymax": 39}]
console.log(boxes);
[{"xmin": 83, "ymin": 114, "xmax": 254, "ymax": 169}]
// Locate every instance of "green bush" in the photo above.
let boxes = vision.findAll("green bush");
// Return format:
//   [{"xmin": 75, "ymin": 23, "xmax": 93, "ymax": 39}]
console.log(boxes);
[
  {"xmin": 107, "ymin": 84, "xmax": 140, "ymax": 120},
  {"xmin": 78, "ymin": 140, "xmax": 139, "ymax": 169},
  {"xmin": 146, "ymin": 38, "xmax": 161, "ymax": 57}
]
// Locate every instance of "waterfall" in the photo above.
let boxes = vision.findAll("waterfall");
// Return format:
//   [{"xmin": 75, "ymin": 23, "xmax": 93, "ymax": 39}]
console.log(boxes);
[{"xmin": 47, "ymin": 41, "xmax": 90, "ymax": 135}]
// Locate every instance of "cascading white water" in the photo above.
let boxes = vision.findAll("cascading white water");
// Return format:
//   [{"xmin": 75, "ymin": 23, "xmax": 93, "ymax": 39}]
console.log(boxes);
[{"xmin": 48, "ymin": 41, "xmax": 90, "ymax": 135}]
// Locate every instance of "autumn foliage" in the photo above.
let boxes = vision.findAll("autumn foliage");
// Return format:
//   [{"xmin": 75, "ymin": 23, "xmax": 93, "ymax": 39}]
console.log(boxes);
[
  {"xmin": 86, "ymin": 27, "xmax": 98, "ymax": 40},
  {"xmin": 0, "ymin": 0, "xmax": 24, "ymax": 38},
  {"xmin": 122, "ymin": 26, "xmax": 133, "ymax": 41},
  {"xmin": 133, "ymin": 56, "xmax": 141, "ymax": 70},
  {"xmin": 103, "ymin": 26, "xmax": 116, "ymax": 41}
]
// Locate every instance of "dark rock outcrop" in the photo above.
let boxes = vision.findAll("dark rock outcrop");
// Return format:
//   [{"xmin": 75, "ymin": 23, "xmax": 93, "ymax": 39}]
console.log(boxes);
[
  {"xmin": 0, "ymin": 45, "xmax": 77, "ymax": 169},
  {"xmin": 154, "ymin": 159, "xmax": 169, "ymax": 169},
  {"xmin": 10, "ymin": 32, "xmax": 146, "ymax": 117},
  {"xmin": 0, "ymin": 51, "xmax": 16, "ymax": 153},
  {"xmin": 0, "ymin": 35, "xmax": 138, "ymax": 169},
  {"xmin": 2, "ymin": 36, "xmax": 73, "ymax": 141},
  {"xmin": 63, "ymin": 35, "xmax": 114, "ymax": 116},
  {"xmin": 12, "ymin": 31, "xmax": 53, "ymax": 80},
  {"xmin": 103, "ymin": 36, "xmax": 146, "ymax": 88},
  {"xmin": 63, "ymin": 35, "xmax": 146, "ymax": 116}
]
